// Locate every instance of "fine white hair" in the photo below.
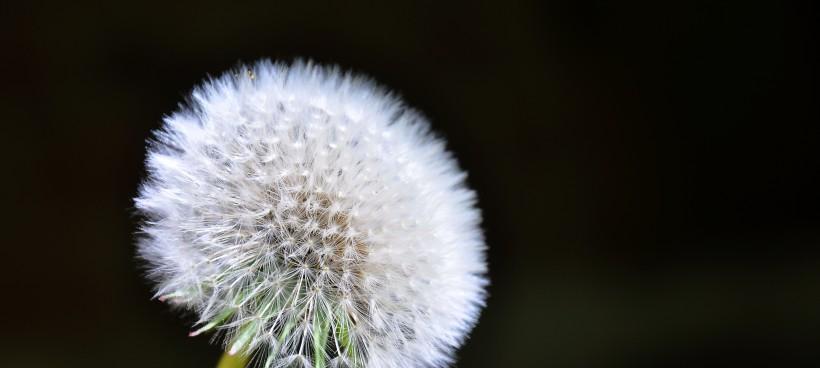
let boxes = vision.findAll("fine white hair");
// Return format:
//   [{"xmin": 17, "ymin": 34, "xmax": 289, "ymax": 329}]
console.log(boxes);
[{"xmin": 136, "ymin": 60, "xmax": 487, "ymax": 368}]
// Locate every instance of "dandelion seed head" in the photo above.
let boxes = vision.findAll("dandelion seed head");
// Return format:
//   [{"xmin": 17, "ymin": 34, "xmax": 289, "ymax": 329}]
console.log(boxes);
[{"xmin": 136, "ymin": 60, "xmax": 487, "ymax": 367}]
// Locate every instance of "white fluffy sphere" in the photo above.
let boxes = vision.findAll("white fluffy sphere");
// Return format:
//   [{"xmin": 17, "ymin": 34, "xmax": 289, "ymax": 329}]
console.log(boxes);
[{"xmin": 135, "ymin": 60, "xmax": 487, "ymax": 368}]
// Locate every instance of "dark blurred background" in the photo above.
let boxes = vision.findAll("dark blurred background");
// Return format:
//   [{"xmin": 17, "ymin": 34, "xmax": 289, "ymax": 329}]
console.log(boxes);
[{"xmin": 1, "ymin": 1, "xmax": 819, "ymax": 367}]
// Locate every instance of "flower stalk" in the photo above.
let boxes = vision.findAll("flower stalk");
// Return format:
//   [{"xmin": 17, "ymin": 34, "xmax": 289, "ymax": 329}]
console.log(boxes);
[{"xmin": 216, "ymin": 351, "xmax": 249, "ymax": 368}]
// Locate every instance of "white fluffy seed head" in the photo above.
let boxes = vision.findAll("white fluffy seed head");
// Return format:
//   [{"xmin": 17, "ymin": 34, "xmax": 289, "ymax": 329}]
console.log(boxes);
[{"xmin": 135, "ymin": 60, "xmax": 487, "ymax": 368}]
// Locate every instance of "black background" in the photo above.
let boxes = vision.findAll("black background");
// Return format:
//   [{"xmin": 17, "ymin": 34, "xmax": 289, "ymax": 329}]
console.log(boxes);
[{"xmin": 2, "ymin": 1, "xmax": 819, "ymax": 367}]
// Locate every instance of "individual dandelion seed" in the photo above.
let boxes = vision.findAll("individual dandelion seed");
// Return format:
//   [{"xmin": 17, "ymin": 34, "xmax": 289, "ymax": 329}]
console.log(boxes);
[{"xmin": 135, "ymin": 60, "xmax": 487, "ymax": 368}]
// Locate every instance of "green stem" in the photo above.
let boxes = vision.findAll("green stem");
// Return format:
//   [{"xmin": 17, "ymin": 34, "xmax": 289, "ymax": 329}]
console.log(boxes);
[
  {"xmin": 335, "ymin": 309, "xmax": 357, "ymax": 365},
  {"xmin": 313, "ymin": 311, "xmax": 331, "ymax": 368},
  {"xmin": 216, "ymin": 351, "xmax": 250, "ymax": 368}
]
